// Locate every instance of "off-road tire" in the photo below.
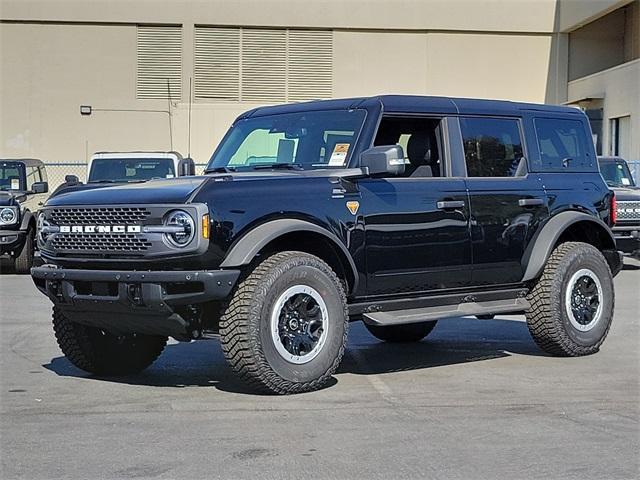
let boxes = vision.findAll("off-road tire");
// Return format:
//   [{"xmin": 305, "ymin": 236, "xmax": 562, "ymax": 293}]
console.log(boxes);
[
  {"xmin": 364, "ymin": 320, "xmax": 438, "ymax": 343},
  {"xmin": 52, "ymin": 307, "xmax": 167, "ymax": 375},
  {"xmin": 13, "ymin": 229, "xmax": 34, "ymax": 274},
  {"xmin": 526, "ymin": 242, "xmax": 614, "ymax": 356},
  {"xmin": 219, "ymin": 251, "xmax": 348, "ymax": 394}
]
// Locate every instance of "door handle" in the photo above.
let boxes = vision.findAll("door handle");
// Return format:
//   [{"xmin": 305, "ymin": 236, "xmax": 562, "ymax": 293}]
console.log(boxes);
[
  {"xmin": 518, "ymin": 198, "xmax": 544, "ymax": 207},
  {"xmin": 437, "ymin": 200, "xmax": 465, "ymax": 210}
]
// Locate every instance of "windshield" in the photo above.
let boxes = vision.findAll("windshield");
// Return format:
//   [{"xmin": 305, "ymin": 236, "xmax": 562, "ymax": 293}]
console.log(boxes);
[
  {"xmin": 88, "ymin": 158, "xmax": 176, "ymax": 183},
  {"xmin": 599, "ymin": 159, "xmax": 636, "ymax": 188},
  {"xmin": 206, "ymin": 109, "xmax": 366, "ymax": 171},
  {"xmin": 0, "ymin": 162, "xmax": 25, "ymax": 191}
]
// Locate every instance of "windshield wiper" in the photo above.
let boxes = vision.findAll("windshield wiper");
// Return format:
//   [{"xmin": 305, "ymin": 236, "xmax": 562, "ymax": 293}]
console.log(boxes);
[
  {"xmin": 205, "ymin": 166, "xmax": 237, "ymax": 174},
  {"xmin": 251, "ymin": 163, "xmax": 303, "ymax": 171}
]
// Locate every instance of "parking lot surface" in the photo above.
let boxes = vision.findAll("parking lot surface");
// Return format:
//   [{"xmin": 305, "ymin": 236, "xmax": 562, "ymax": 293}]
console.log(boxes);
[{"xmin": 1, "ymin": 260, "xmax": 639, "ymax": 480}]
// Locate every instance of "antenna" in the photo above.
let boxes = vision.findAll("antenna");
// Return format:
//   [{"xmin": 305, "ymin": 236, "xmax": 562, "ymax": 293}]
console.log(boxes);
[
  {"xmin": 188, "ymin": 76, "xmax": 193, "ymax": 158},
  {"xmin": 167, "ymin": 79, "xmax": 174, "ymax": 150}
]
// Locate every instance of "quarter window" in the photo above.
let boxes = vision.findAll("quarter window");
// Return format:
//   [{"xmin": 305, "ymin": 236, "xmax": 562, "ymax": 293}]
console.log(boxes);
[
  {"xmin": 534, "ymin": 118, "xmax": 589, "ymax": 170},
  {"xmin": 460, "ymin": 118, "xmax": 524, "ymax": 177}
]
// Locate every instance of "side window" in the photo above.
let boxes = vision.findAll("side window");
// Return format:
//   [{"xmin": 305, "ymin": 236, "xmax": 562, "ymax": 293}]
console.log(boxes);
[
  {"xmin": 373, "ymin": 117, "xmax": 443, "ymax": 178},
  {"xmin": 534, "ymin": 118, "xmax": 589, "ymax": 170},
  {"xmin": 38, "ymin": 166, "xmax": 48, "ymax": 184},
  {"xmin": 25, "ymin": 166, "xmax": 41, "ymax": 191},
  {"xmin": 460, "ymin": 117, "xmax": 524, "ymax": 177}
]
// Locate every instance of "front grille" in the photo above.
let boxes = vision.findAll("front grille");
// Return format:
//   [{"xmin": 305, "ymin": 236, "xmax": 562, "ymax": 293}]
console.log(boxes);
[
  {"xmin": 51, "ymin": 233, "xmax": 152, "ymax": 253},
  {"xmin": 617, "ymin": 201, "xmax": 640, "ymax": 221},
  {"xmin": 50, "ymin": 207, "xmax": 151, "ymax": 225}
]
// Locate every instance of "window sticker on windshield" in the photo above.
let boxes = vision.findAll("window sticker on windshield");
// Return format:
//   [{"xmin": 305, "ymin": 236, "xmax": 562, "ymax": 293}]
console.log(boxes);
[
  {"xmin": 621, "ymin": 178, "xmax": 630, "ymax": 185},
  {"xmin": 329, "ymin": 143, "xmax": 350, "ymax": 166},
  {"xmin": 166, "ymin": 174, "xmax": 175, "ymax": 178},
  {"xmin": 11, "ymin": 178, "xmax": 19, "ymax": 190}
]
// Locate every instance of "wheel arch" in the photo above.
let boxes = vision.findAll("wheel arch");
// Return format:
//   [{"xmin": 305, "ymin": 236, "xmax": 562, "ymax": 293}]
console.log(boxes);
[
  {"xmin": 220, "ymin": 219, "xmax": 359, "ymax": 294},
  {"xmin": 521, "ymin": 211, "xmax": 619, "ymax": 282},
  {"xmin": 19, "ymin": 209, "xmax": 35, "ymax": 232}
]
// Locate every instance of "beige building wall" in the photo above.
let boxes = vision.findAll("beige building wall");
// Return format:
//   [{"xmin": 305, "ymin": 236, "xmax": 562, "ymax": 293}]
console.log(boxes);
[{"xmin": 1, "ymin": 0, "xmax": 638, "ymax": 186}]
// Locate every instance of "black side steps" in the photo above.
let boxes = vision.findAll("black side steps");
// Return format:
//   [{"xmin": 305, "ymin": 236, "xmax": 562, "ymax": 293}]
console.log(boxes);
[{"xmin": 362, "ymin": 297, "xmax": 529, "ymax": 326}]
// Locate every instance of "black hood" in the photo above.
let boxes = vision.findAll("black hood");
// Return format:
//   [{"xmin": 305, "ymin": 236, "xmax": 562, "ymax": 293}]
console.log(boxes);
[
  {"xmin": 46, "ymin": 177, "xmax": 208, "ymax": 206},
  {"xmin": 0, "ymin": 191, "xmax": 26, "ymax": 206},
  {"xmin": 611, "ymin": 185, "xmax": 640, "ymax": 202}
]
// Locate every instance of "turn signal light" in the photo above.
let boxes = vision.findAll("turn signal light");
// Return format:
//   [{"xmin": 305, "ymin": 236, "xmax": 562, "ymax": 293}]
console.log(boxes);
[{"xmin": 202, "ymin": 214, "xmax": 210, "ymax": 239}]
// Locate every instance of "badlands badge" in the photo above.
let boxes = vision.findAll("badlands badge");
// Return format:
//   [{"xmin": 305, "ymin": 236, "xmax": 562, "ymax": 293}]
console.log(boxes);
[{"xmin": 346, "ymin": 201, "xmax": 360, "ymax": 215}]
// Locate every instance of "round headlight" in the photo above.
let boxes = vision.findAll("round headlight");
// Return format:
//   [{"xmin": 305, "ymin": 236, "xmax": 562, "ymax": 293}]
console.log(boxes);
[
  {"xmin": 163, "ymin": 210, "xmax": 195, "ymax": 247},
  {"xmin": 0, "ymin": 207, "xmax": 17, "ymax": 225}
]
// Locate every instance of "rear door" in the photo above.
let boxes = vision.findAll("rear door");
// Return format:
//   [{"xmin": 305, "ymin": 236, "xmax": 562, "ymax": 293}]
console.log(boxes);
[{"xmin": 455, "ymin": 116, "xmax": 549, "ymax": 285}]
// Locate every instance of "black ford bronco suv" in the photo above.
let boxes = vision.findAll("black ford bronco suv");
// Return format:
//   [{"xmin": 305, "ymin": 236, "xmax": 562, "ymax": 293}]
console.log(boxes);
[
  {"xmin": 598, "ymin": 156, "xmax": 640, "ymax": 258},
  {"xmin": 31, "ymin": 96, "xmax": 622, "ymax": 394},
  {"xmin": 1, "ymin": 158, "xmax": 49, "ymax": 273}
]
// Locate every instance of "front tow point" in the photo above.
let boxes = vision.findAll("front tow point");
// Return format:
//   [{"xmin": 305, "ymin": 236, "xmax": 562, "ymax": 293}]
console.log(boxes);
[{"xmin": 127, "ymin": 283, "xmax": 144, "ymax": 306}]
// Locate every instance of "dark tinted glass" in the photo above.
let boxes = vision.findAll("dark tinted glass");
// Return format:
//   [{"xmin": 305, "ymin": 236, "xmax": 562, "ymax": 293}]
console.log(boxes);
[
  {"xmin": 534, "ymin": 118, "xmax": 589, "ymax": 170},
  {"xmin": 88, "ymin": 159, "xmax": 176, "ymax": 182},
  {"xmin": 460, "ymin": 118, "xmax": 524, "ymax": 177}
]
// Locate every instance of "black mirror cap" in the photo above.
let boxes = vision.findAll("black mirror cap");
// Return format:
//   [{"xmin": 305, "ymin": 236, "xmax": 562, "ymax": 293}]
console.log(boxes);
[
  {"xmin": 360, "ymin": 145, "xmax": 406, "ymax": 176},
  {"xmin": 178, "ymin": 157, "xmax": 196, "ymax": 176},
  {"xmin": 32, "ymin": 181, "xmax": 48, "ymax": 194},
  {"xmin": 64, "ymin": 174, "xmax": 80, "ymax": 184}
]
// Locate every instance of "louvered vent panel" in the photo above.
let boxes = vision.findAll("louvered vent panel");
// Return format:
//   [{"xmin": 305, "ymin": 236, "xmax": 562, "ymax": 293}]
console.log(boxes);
[
  {"xmin": 241, "ymin": 29, "xmax": 287, "ymax": 103},
  {"xmin": 194, "ymin": 27, "xmax": 240, "ymax": 101},
  {"xmin": 137, "ymin": 26, "xmax": 182, "ymax": 99},
  {"xmin": 288, "ymin": 30, "xmax": 333, "ymax": 101}
]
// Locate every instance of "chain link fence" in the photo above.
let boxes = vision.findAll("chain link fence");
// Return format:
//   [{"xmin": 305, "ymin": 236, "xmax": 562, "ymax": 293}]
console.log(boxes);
[{"xmin": 42, "ymin": 160, "xmax": 640, "ymax": 194}]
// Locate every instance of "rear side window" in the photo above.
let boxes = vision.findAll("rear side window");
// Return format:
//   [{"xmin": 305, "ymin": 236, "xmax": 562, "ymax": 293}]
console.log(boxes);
[
  {"xmin": 460, "ymin": 117, "xmax": 524, "ymax": 177},
  {"xmin": 534, "ymin": 118, "xmax": 590, "ymax": 170}
]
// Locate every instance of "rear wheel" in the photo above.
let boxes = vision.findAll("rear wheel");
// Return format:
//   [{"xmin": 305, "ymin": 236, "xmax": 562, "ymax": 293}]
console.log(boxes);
[
  {"xmin": 219, "ymin": 251, "xmax": 348, "ymax": 394},
  {"xmin": 526, "ymin": 242, "xmax": 614, "ymax": 356},
  {"xmin": 364, "ymin": 321, "xmax": 437, "ymax": 343},
  {"xmin": 52, "ymin": 307, "xmax": 167, "ymax": 375},
  {"xmin": 13, "ymin": 230, "xmax": 34, "ymax": 274}
]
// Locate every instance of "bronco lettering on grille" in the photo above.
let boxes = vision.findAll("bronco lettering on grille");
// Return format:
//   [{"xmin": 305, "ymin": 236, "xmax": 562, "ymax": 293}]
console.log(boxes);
[{"xmin": 59, "ymin": 225, "xmax": 142, "ymax": 233}]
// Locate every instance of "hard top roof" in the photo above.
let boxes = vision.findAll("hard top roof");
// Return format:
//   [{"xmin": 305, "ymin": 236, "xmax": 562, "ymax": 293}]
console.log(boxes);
[
  {"xmin": 0, "ymin": 158, "xmax": 44, "ymax": 167},
  {"xmin": 240, "ymin": 95, "xmax": 581, "ymax": 119}
]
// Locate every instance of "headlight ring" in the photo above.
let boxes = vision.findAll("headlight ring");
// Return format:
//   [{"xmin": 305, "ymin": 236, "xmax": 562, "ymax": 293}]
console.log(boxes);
[
  {"xmin": 163, "ymin": 210, "xmax": 195, "ymax": 247},
  {"xmin": 0, "ymin": 207, "xmax": 18, "ymax": 226}
]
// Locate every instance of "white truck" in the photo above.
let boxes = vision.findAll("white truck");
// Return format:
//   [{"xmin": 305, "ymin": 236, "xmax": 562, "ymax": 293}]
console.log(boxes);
[{"xmin": 87, "ymin": 151, "xmax": 190, "ymax": 183}]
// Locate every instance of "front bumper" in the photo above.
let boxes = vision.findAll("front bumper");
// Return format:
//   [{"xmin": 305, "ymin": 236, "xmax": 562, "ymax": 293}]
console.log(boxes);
[
  {"xmin": 612, "ymin": 225, "xmax": 640, "ymax": 256},
  {"xmin": 0, "ymin": 229, "xmax": 26, "ymax": 256},
  {"xmin": 31, "ymin": 265, "xmax": 240, "ymax": 338}
]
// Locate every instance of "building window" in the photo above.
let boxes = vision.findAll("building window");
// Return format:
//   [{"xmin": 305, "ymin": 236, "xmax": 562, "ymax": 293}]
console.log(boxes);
[
  {"xmin": 194, "ymin": 27, "xmax": 333, "ymax": 103},
  {"xmin": 610, "ymin": 116, "xmax": 631, "ymax": 159},
  {"xmin": 137, "ymin": 25, "xmax": 182, "ymax": 100}
]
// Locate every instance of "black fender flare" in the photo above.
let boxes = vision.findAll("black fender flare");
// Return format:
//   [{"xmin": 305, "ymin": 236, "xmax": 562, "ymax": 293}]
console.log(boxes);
[
  {"xmin": 19, "ymin": 209, "xmax": 35, "ymax": 232},
  {"xmin": 220, "ymin": 219, "xmax": 359, "ymax": 293},
  {"xmin": 521, "ymin": 211, "xmax": 617, "ymax": 281}
]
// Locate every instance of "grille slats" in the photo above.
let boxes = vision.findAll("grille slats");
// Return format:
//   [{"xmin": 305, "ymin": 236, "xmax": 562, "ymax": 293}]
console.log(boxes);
[
  {"xmin": 617, "ymin": 201, "xmax": 640, "ymax": 221},
  {"xmin": 51, "ymin": 234, "xmax": 152, "ymax": 253},
  {"xmin": 51, "ymin": 207, "xmax": 150, "ymax": 225}
]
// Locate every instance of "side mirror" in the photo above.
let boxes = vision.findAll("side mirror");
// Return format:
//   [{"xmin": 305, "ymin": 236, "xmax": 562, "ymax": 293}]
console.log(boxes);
[
  {"xmin": 64, "ymin": 174, "xmax": 80, "ymax": 184},
  {"xmin": 32, "ymin": 181, "xmax": 48, "ymax": 194},
  {"xmin": 360, "ymin": 145, "xmax": 406, "ymax": 176},
  {"xmin": 178, "ymin": 157, "xmax": 196, "ymax": 176}
]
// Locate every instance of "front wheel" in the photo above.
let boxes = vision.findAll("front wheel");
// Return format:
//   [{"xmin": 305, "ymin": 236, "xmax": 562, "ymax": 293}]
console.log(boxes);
[
  {"xmin": 364, "ymin": 321, "xmax": 437, "ymax": 343},
  {"xmin": 52, "ymin": 307, "xmax": 167, "ymax": 375},
  {"xmin": 13, "ymin": 230, "xmax": 34, "ymax": 274},
  {"xmin": 219, "ymin": 252, "xmax": 348, "ymax": 394},
  {"xmin": 526, "ymin": 242, "xmax": 614, "ymax": 356}
]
